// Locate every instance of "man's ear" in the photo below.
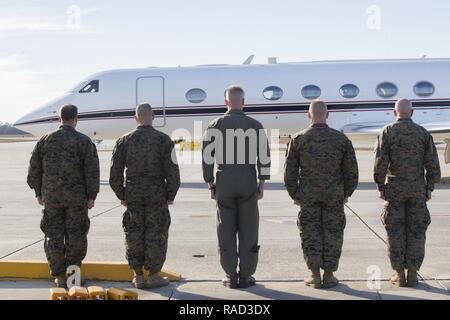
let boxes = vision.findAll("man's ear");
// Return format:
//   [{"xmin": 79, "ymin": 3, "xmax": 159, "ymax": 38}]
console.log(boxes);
[
  {"xmin": 326, "ymin": 111, "xmax": 329, "ymax": 119},
  {"xmin": 393, "ymin": 110, "xmax": 398, "ymax": 118},
  {"xmin": 242, "ymin": 98, "xmax": 245, "ymax": 105},
  {"xmin": 411, "ymin": 109, "xmax": 414, "ymax": 117},
  {"xmin": 307, "ymin": 112, "xmax": 312, "ymax": 120},
  {"xmin": 151, "ymin": 111, "xmax": 155, "ymax": 120},
  {"xmin": 58, "ymin": 116, "xmax": 63, "ymax": 123},
  {"xmin": 225, "ymin": 99, "xmax": 229, "ymax": 106},
  {"xmin": 135, "ymin": 115, "xmax": 139, "ymax": 123}
]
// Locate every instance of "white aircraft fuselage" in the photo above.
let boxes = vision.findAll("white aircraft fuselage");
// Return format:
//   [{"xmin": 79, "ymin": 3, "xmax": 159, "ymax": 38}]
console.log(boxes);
[{"xmin": 14, "ymin": 59, "xmax": 450, "ymax": 147}]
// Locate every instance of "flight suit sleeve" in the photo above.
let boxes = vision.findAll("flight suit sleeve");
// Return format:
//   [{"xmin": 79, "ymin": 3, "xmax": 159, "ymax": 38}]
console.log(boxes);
[
  {"xmin": 27, "ymin": 140, "xmax": 43, "ymax": 197},
  {"xmin": 284, "ymin": 138, "xmax": 300, "ymax": 200},
  {"xmin": 424, "ymin": 134, "xmax": 441, "ymax": 192},
  {"xmin": 109, "ymin": 138, "xmax": 127, "ymax": 201},
  {"xmin": 163, "ymin": 138, "xmax": 181, "ymax": 201},
  {"xmin": 342, "ymin": 139, "xmax": 359, "ymax": 198},
  {"xmin": 373, "ymin": 128, "xmax": 390, "ymax": 191},
  {"xmin": 83, "ymin": 141, "xmax": 100, "ymax": 200},
  {"xmin": 257, "ymin": 124, "xmax": 271, "ymax": 180},
  {"xmin": 202, "ymin": 125, "xmax": 216, "ymax": 183}
]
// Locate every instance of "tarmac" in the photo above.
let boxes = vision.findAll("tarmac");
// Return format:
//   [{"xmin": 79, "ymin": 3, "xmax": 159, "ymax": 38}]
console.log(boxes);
[{"xmin": 0, "ymin": 140, "xmax": 449, "ymax": 300}]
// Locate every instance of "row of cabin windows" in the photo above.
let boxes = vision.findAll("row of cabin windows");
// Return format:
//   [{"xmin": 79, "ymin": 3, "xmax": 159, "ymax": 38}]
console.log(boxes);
[
  {"xmin": 184, "ymin": 81, "xmax": 435, "ymax": 103},
  {"xmin": 78, "ymin": 80, "xmax": 436, "ymax": 103}
]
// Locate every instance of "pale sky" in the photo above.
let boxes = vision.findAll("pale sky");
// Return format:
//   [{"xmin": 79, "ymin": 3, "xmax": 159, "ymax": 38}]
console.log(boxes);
[{"xmin": 1, "ymin": 0, "xmax": 450, "ymax": 123}]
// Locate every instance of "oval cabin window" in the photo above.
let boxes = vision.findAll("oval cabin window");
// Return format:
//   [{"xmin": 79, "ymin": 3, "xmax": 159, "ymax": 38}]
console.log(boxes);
[
  {"xmin": 263, "ymin": 86, "xmax": 283, "ymax": 101},
  {"xmin": 340, "ymin": 84, "xmax": 359, "ymax": 99},
  {"xmin": 186, "ymin": 88, "xmax": 207, "ymax": 103},
  {"xmin": 376, "ymin": 82, "xmax": 398, "ymax": 98},
  {"xmin": 301, "ymin": 85, "xmax": 322, "ymax": 100},
  {"xmin": 414, "ymin": 81, "xmax": 435, "ymax": 97}
]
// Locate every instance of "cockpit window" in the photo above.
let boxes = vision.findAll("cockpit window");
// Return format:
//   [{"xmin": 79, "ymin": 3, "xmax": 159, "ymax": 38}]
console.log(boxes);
[{"xmin": 79, "ymin": 80, "xmax": 99, "ymax": 93}]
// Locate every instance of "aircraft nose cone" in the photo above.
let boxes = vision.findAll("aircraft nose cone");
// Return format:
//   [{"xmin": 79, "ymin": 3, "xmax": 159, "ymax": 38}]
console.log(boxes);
[
  {"xmin": 13, "ymin": 115, "xmax": 33, "ymax": 127},
  {"xmin": 14, "ymin": 109, "xmax": 44, "ymax": 126},
  {"xmin": 14, "ymin": 115, "xmax": 29, "ymax": 127}
]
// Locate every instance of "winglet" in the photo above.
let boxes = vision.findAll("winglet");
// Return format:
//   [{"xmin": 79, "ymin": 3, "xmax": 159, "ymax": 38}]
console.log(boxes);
[{"xmin": 243, "ymin": 55, "xmax": 255, "ymax": 65}]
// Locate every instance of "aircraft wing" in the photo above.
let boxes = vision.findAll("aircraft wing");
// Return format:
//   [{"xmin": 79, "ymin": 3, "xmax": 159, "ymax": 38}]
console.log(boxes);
[
  {"xmin": 341, "ymin": 121, "xmax": 450, "ymax": 163},
  {"xmin": 341, "ymin": 121, "xmax": 450, "ymax": 135},
  {"xmin": 420, "ymin": 121, "xmax": 450, "ymax": 134},
  {"xmin": 340, "ymin": 122, "xmax": 388, "ymax": 134}
]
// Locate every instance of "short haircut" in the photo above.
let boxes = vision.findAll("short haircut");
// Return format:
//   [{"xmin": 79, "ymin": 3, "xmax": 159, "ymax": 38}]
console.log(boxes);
[
  {"xmin": 395, "ymin": 98, "xmax": 413, "ymax": 110},
  {"xmin": 225, "ymin": 85, "xmax": 245, "ymax": 101},
  {"xmin": 136, "ymin": 103, "xmax": 153, "ymax": 118},
  {"xmin": 309, "ymin": 99, "xmax": 328, "ymax": 116},
  {"xmin": 59, "ymin": 104, "xmax": 78, "ymax": 122}
]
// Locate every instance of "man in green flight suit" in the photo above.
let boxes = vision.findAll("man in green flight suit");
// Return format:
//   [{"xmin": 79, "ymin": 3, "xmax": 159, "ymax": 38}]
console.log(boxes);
[{"xmin": 202, "ymin": 85, "xmax": 271, "ymax": 289}]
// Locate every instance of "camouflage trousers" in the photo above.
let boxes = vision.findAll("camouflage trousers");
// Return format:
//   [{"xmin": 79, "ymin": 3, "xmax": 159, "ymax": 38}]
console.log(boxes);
[
  {"xmin": 122, "ymin": 200, "xmax": 171, "ymax": 274},
  {"xmin": 216, "ymin": 169, "xmax": 260, "ymax": 280},
  {"xmin": 297, "ymin": 201, "xmax": 346, "ymax": 272},
  {"xmin": 40, "ymin": 206, "xmax": 90, "ymax": 277},
  {"xmin": 382, "ymin": 198, "xmax": 431, "ymax": 270}
]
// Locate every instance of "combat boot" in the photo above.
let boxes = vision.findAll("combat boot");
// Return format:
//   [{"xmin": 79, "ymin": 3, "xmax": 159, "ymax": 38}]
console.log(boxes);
[
  {"xmin": 323, "ymin": 271, "xmax": 339, "ymax": 288},
  {"xmin": 239, "ymin": 276, "xmax": 256, "ymax": 289},
  {"xmin": 407, "ymin": 270, "xmax": 419, "ymax": 287},
  {"xmin": 389, "ymin": 270, "xmax": 406, "ymax": 287},
  {"xmin": 304, "ymin": 268, "xmax": 322, "ymax": 289},
  {"xmin": 145, "ymin": 273, "xmax": 170, "ymax": 289},
  {"xmin": 132, "ymin": 269, "xmax": 145, "ymax": 289},
  {"xmin": 222, "ymin": 276, "xmax": 239, "ymax": 289},
  {"xmin": 54, "ymin": 275, "xmax": 66, "ymax": 288}
]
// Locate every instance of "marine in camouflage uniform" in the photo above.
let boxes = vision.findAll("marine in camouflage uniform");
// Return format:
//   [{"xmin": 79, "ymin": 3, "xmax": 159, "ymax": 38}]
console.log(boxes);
[
  {"xmin": 284, "ymin": 100, "xmax": 358, "ymax": 289},
  {"xmin": 374, "ymin": 99, "xmax": 441, "ymax": 287},
  {"xmin": 202, "ymin": 86, "xmax": 271, "ymax": 289},
  {"xmin": 110, "ymin": 103, "xmax": 180, "ymax": 289},
  {"xmin": 27, "ymin": 104, "xmax": 100, "ymax": 287}
]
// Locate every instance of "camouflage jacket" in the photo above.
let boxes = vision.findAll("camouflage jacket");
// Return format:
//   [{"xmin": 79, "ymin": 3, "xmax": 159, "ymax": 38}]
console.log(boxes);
[
  {"xmin": 374, "ymin": 118, "xmax": 441, "ymax": 198},
  {"xmin": 27, "ymin": 125, "xmax": 100, "ymax": 207},
  {"xmin": 284, "ymin": 123, "xmax": 359, "ymax": 204},
  {"xmin": 202, "ymin": 109, "xmax": 271, "ymax": 183},
  {"xmin": 109, "ymin": 125, "xmax": 180, "ymax": 203}
]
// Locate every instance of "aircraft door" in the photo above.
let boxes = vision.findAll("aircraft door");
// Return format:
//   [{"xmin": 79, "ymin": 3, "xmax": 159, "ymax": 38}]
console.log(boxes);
[{"xmin": 136, "ymin": 76, "xmax": 166, "ymax": 127}]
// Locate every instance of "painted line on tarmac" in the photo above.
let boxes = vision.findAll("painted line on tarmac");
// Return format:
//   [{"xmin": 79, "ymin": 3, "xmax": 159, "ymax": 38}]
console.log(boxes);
[{"xmin": 0, "ymin": 204, "xmax": 122, "ymax": 260}]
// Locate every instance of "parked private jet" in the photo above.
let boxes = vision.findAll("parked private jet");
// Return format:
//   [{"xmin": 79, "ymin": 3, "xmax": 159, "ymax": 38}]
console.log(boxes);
[{"xmin": 14, "ymin": 58, "xmax": 450, "ymax": 162}]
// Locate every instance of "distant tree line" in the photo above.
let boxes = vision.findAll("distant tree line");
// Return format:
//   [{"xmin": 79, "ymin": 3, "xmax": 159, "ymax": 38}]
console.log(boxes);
[{"xmin": 0, "ymin": 123, "xmax": 28, "ymax": 135}]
